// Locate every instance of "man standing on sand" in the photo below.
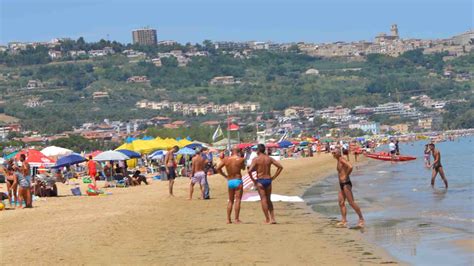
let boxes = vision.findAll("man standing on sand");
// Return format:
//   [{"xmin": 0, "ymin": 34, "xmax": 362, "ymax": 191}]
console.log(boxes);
[
  {"xmin": 248, "ymin": 144, "xmax": 284, "ymax": 224},
  {"xmin": 189, "ymin": 149, "xmax": 207, "ymax": 200},
  {"xmin": 165, "ymin": 146, "xmax": 179, "ymax": 196},
  {"xmin": 216, "ymin": 147, "xmax": 246, "ymax": 224},
  {"xmin": 87, "ymin": 156, "xmax": 97, "ymax": 188},
  {"xmin": 333, "ymin": 149, "xmax": 364, "ymax": 228},
  {"xmin": 428, "ymin": 143, "xmax": 448, "ymax": 189}
]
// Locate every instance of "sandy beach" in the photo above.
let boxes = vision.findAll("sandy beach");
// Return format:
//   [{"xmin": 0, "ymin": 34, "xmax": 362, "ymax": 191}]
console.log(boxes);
[{"xmin": 0, "ymin": 154, "xmax": 397, "ymax": 265}]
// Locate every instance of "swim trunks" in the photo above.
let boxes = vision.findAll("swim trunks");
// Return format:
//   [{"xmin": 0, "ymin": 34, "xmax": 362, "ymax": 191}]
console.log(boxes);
[
  {"xmin": 191, "ymin": 171, "xmax": 206, "ymax": 185},
  {"xmin": 339, "ymin": 177, "xmax": 352, "ymax": 191},
  {"xmin": 433, "ymin": 162, "xmax": 442, "ymax": 170},
  {"xmin": 228, "ymin": 179, "xmax": 243, "ymax": 189},
  {"xmin": 167, "ymin": 166, "xmax": 177, "ymax": 180},
  {"xmin": 257, "ymin": 178, "xmax": 272, "ymax": 188},
  {"xmin": 18, "ymin": 173, "xmax": 31, "ymax": 188}
]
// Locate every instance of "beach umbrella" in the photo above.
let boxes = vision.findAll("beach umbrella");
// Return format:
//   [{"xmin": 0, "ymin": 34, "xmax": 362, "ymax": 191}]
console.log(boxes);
[
  {"xmin": 125, "ymin": 136, "xmax": 136, "ymax": 143},
  {"xmin": 300, "ymin": 141, "xmax": 309, "ymax": 146},
  {"xmin": 185, "ymin": 143, "xmax": 202, "ymax": 149},
  {"xmin": 85, "ymin": 150, "xmax": 102, "ymax": 158},
  {"xmin": 116, "ymin": 149, "xmax": 141, "ymax": 159},
  {"xmin": 15, "ymin": 149, "xmax": 56, "ymax": 167},
  {"xmin": 93, "ymin": 151, "xmax": 130, "ymax": 161},
  {"xmin": 142, "ymin": 136, "xmax": 154, "ymax": 140},
  {"xmin": 236, "ymin": 143, "xmax": 255, "ymax": 149},
  {"xmin": 177, "ymin": 147, "xmax": 196, "ymax": 155},
  {"xmin": 148, "ymin": 150, "xmax": 167, "ymax": 160},
  {"xmin": 266, "ymin": 142, "xmax": 280, "ymax": 148},
  {"xmin": 278, "ymin": 140, "xmax": 293, "ymax": 148},
  {"xmin": 41, "ymin": 146, "xmax": 73, "ymax": 157},
  {"xmin": 179, "ymin": 138, "xmax": 193, "ymax": 147},
  {"xmin": 52, "ymin": 153, "xmax": 86, "ymax": 168},
  {"xmin": 4, "ymin": 151, "xmax": 19, "ymax": 160}
]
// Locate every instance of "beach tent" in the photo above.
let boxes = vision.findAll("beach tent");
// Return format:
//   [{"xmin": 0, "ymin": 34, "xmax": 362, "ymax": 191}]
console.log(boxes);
[
  {"xmin": 16, "ymin": 149, "xmax": 56, "ymax": 168},
  {"xmin": 130, "ymin": 139, "xmax": 164, "ymax": 154},
  {"xmin": 41, "ymin": 146, "xmax": 73, "ymax": 157},
  {"xmin": 52, "ymin": 153, "xmax": 86, "ymax": 168},
  {"xmin": 116, "ymin": 149, "xmax": 141, "ymax": 159},
  {"xmin": 278, "ymin": 140, "xmax": 293, "ymax": 148},
  {"xmin": 93, "ymin": 151, "xmax": 130, "ymax": 161}
]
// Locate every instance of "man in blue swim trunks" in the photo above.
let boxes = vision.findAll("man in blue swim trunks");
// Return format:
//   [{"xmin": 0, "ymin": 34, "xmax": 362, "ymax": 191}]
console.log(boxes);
[
  {"xmin": 216, "ymin": 147, "xmax": 246, "ymax": 224},
  {"xmin": 248, "ymin": 144, "xmax": 283, "ymax": 224}
]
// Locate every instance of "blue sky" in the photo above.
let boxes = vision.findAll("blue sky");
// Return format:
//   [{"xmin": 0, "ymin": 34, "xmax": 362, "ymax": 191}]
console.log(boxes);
[{"xmin": 0, "ymin": 0, "xmax": 472, "ymax": 45}]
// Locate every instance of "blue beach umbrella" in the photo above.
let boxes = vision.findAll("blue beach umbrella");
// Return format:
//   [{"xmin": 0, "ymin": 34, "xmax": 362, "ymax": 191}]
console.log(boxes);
[
  {"xmin": 177, "ymin": 147, "xmax": 196, "ymax": 155},
  {"xmin": 116, "ymin": 149, "xmax": 142, "ymax": 159},
  {"xmin": 185, "ymin": 143, "xmax": 202, "ymax": 149},
  {"xmin": 125, "ymin": 136, "xmax": 136, "ymax": 143},
  {"xmin": 142, "ymin": 136, "xmax": 154, "ymax": 140},
  {"xmin": 278, "ymin": 140, "xmax": 293, "ymax": 148},
  {"xmin": 52, "ymin": 153, "xmax": 86, "ymax": 168}
]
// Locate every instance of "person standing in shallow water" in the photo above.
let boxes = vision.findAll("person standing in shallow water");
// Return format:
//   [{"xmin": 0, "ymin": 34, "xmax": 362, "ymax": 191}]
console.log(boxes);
[
  {"xmin": 429, "ymin": 143, "xmax": 448, "ymax": 189},
  {"xmin": 333, "ymin": 149, "xmax": 364, "ymax": 228}
]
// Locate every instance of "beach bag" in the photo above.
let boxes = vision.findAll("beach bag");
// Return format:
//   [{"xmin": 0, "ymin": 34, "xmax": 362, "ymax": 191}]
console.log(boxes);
[{"xmin": 71, "ymin": 187, "xmax": 82, "ymax": 196}]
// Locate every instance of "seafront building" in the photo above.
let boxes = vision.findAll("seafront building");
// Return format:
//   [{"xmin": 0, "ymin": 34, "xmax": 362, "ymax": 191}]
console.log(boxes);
[{"xmin": 132, "ymin": 27, "xmax": 158, "ymax": 45}]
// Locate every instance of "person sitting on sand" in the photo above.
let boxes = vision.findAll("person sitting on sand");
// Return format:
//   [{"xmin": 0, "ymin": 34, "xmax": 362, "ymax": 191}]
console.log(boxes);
[
  {"xmin": 428, "ymin": 143, "xmax": 448, "ymax": 189},
  {"xmin": 188, "ymin": 149, "xmax": 207, "ymax": 200},
  {"xmin": 216, "ymin": 147, "xmax": 246, "ymax": 224},
  {"xmin": 248, "ymin": 144, "xmax": 284, "ymax": 224},
  {"xmin": 333, "ymin": 149, "xmax": 364, "ymax": 228},
  {"xmin": 131, "ymin": 170, "xmax": 148, "ymax": 186}
]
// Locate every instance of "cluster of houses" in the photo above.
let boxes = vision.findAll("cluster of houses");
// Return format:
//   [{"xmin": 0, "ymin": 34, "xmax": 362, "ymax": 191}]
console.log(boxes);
[{"xmin": 136, "ymin": 100, "xmax": 260, "ymax": 116}]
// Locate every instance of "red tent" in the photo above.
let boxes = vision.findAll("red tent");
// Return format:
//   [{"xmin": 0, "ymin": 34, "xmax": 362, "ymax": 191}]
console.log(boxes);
[{"xmin": 15, "ymin": 149, "xmax": 56, "ymax": 167}]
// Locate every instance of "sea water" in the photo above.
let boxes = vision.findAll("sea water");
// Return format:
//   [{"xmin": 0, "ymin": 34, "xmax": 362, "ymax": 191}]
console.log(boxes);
[{"xmin": 303, "ymin": 136, "xmax": 474, "ymax": 265}]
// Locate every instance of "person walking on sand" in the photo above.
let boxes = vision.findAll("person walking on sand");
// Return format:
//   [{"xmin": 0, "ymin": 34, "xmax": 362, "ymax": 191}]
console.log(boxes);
[
  {"xmin": 333, "ymin": 149, "xmax": 364, "ymax": 228},
  {"xmin": 87, "ymin": 156, "xmax": 97, "ymax": 188},
  {"xmin": 216, "ymin": 147, "xmax": 246, "ymax": 224},
  {"xmin": 248, "ymin": 144, "xmax": 284, "ymax": 224},
  {"xmin": 165, "ymin": 146, "xmax": 179, "ymax": 196},
  {"xmin": 189, "ymin": 149, "xmax": 207, "ymax": 200},
  {"xmin": 428, "ymin": 143, "xmax": 448, "ymax": 189}
]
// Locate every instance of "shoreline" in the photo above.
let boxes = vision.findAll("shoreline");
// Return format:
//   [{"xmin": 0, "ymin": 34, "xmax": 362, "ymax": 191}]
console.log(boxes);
[{"xmin": 0, "ymin": 154, "xmax": 398, "ymax": 265}]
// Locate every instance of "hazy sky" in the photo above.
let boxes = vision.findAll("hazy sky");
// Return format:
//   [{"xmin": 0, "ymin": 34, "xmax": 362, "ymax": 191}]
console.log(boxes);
[{"xmin": 1, "ymin": 0, "xmax": 472, "ymax": 45}]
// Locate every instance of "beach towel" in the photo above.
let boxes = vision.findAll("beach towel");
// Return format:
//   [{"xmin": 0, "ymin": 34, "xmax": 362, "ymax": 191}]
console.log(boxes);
[
  {"xmin": 242, "ymin": 172, "xmax": 257, "ymax": 190},
  {"xmin": 241, "ymin": 192, "xmax": 304, "ymax": 202}
]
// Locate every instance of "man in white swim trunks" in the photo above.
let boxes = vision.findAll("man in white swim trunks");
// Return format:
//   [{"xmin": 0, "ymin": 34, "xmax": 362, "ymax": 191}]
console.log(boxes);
[{"xmin": 189, "ymin": 148, "xmax": 208, "ymax": 200}]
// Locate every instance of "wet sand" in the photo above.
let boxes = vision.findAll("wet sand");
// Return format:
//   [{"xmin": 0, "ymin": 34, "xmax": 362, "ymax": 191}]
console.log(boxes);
[{"xmin": 0, "ymin": 154, "xmax": 397, "ymax": 265}]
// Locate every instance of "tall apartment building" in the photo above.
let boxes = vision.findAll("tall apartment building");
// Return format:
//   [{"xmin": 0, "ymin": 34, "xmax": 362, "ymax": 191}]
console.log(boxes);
[{"xmin": 132, "ymin": 28, "xmax": 157, "ymax": 45}]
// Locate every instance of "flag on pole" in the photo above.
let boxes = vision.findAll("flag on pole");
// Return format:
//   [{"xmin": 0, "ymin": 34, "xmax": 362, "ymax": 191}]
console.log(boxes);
[{"xmin": 212, "ymin": 125, "xmax": 223, "ymax": 141}]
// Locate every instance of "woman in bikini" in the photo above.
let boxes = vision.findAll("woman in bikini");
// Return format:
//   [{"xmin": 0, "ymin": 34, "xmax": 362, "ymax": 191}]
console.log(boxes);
[{"xmin": 5, "ymin": 164, "xmax": 18, "ymax": 207}]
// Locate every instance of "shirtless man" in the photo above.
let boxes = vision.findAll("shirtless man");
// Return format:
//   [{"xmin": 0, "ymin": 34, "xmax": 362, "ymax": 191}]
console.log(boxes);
[
  {"xmin": 248, "ymin": 144, "xmax": 283, "ymax": 224},
  {"xmin": 333, "ymin": 149, "xmax": 364, "ymax": 228},
  {"xmin": 429, "ymin": 143, "xmax": 448, "ymax": 189},
  {"xmin": 189, "ymin": 149, "xmax": 208, "ymax": 200},
  {"xmin": 17, "ymin": 154, "xmax": 32, "ymax": 208},
  {"xmin": 165, "ymin": 146, "xmax": 179, "ymax": 196},
  {"xmin": 216, "ymin": 147, "xmax": 245, "ymax": 224}
]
